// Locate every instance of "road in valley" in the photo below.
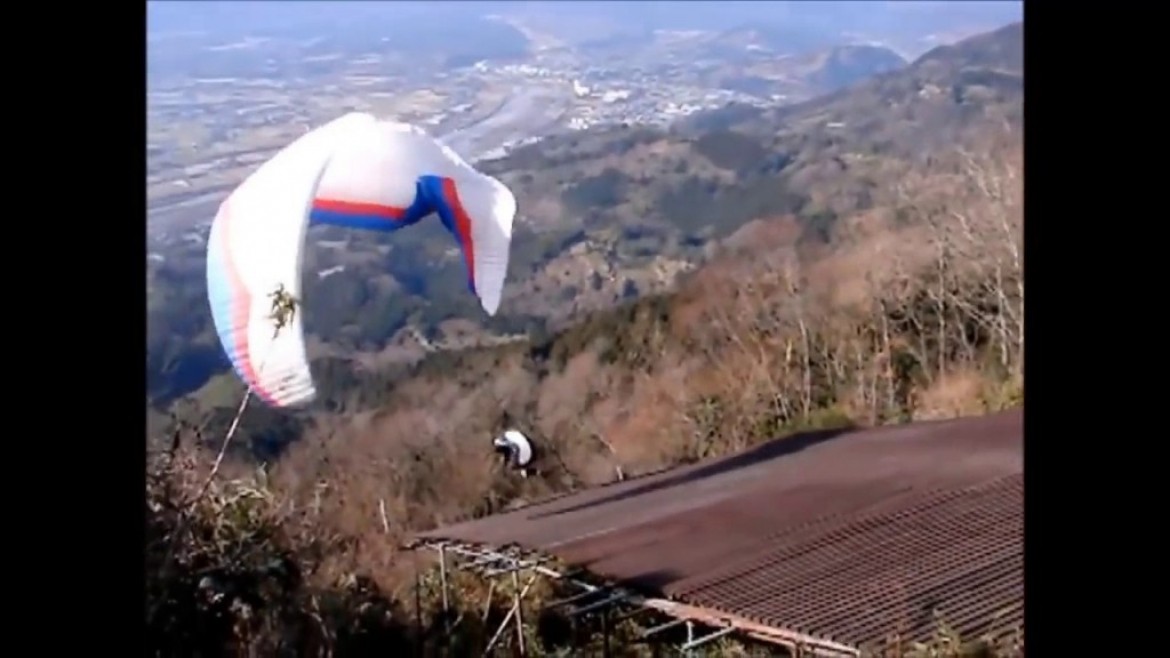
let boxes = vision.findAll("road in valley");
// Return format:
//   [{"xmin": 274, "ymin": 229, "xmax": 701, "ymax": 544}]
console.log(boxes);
[{"xmin": 439, "ymin": 85, "xmax": 570, "ymax": 162}]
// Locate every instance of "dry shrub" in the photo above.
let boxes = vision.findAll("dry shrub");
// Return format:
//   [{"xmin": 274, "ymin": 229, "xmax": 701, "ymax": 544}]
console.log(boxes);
[
  {"xmin": 912, "ymin": 369, "xmax": 990, "ymax": 421},
  {"xmin": 145, "ymin": 444, "xmax": 416, "ymax": 657},
  {"xmin": 598, "ymin": 366, "xmax": 695, "ymax": 468},
  {"xmin": 145, "ymin": 440, "xmax": 574, "ymax": 657}
]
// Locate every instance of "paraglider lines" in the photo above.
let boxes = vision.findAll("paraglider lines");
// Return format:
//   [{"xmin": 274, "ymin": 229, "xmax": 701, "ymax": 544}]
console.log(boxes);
[
  {"xmin": 152, "ymin": 289, "xmax": 294, "ymax": 630},
  {"xmin": 192, "ymin": 284, "xmax": 295, "ymax": 507}
]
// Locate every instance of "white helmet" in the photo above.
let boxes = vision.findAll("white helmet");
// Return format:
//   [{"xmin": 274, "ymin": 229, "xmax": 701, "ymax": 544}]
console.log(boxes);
[{"xmin": 492, "ymin": 429, "xmax": 535, "ymax": 470}]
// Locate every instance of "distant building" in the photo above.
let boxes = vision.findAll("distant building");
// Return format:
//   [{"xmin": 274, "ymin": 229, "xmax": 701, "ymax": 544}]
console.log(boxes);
[{"xmin": 601, "ymin": 89, "xmax": 631, "ymax": 104}]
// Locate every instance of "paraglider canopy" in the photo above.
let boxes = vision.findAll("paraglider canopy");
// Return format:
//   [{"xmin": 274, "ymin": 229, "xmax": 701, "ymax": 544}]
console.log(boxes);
[{"xmin": 205, "ymin": 112, "xmax": 517, "ymax": 409}]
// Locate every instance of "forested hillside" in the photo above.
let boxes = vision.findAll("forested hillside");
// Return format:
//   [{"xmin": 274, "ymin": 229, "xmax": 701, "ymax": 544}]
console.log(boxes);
[
  {"xmin": 149, "ymin": 23, "xmax": 1021, "ymax": 442},
  {"xmin": 148, "ymin": 22, "xmax": 1024, "ymax": 657}
]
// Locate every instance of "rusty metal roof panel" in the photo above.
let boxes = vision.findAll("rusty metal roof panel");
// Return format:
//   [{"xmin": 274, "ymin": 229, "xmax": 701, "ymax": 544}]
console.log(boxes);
[
  {"xmin": 677, "ymin": 474, "xmax": 1022, "ymax": 648},
  {"xmin": 416, "ymin": 409, "xmax": 1023, "ymax": 649}
]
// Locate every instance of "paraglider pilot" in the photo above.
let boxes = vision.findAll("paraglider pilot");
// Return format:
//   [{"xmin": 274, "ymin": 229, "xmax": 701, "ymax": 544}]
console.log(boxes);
[
  {"xmin": 493, "ymin": 436, "xmax": 528, "ymax": 478},
  {"xmin": 492, "ymin": 419, "xmax": 536, "ymax": 479}
]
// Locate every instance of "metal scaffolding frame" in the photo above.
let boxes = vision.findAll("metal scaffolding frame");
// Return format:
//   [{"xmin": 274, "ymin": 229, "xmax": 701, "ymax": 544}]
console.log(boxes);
[{"xmin": 407, "ymin": 539, "xmax": 862, "ymax": 658}]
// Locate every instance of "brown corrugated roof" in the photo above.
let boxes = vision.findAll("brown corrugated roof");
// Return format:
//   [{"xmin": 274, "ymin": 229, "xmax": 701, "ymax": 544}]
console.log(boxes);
[{"xmin": 416, "ymin": 409, "xmax": 1023, "ymax": 650}]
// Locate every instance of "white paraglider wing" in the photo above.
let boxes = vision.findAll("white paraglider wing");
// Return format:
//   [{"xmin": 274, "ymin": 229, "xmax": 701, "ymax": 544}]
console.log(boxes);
[
  {"xmin": 205, "ymin": 113, "xmax": 375, "ymax": 408},
  {"xmin": 206, "ymin": 113, "xmax": 517, "ymax": 409},
  {"xmin": 315, "ymin": 121, "xmax": 516, "ymax": 315}
]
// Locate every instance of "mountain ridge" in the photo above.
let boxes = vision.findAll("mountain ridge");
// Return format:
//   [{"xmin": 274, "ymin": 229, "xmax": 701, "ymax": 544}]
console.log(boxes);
[{"xmin": 148, "ymin": 22, "xmax": 1023, "ymax": 430}]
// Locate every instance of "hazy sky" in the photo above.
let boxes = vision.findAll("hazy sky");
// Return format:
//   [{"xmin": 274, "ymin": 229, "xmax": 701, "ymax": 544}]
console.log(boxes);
[{"xmin": 148, "ymin": 1, "xmax": 1022, "ymax": 42}]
